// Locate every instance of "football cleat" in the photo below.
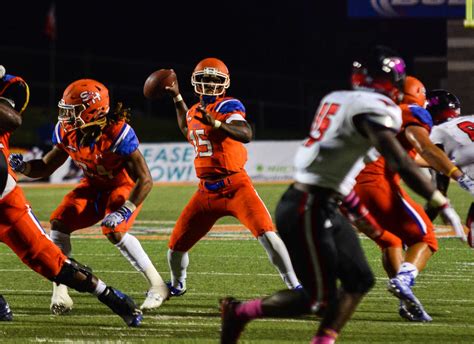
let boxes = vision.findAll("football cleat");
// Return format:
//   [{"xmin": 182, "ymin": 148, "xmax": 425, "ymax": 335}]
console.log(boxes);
[
  {"xmin": 166, "ymin": 281, "xmax": 187, "ymax": 297},
  {"xmin": 98, "ymin": 286, "xmax": 143, "ymax": 327},
  {"xmin": 399, "ymin": 301, "xmax": 415, "ymax": 321},
  {"xmin": 219, "ymin": 297, "xmax": 248, "ymax": 344},
  {"xmin": 388, "ymin": 277, "xmax": 432, "ymax": 322},
  {"xmin": 50, "ymin": 284, "xmax": 73, "ymax": 315},
  {"xmin": 140, "ymin": 289, "xmax": 166, "ymax": 311},
  {"xmin": 0, "ymin": 295, "xmax": 13, "ymax": 321}
]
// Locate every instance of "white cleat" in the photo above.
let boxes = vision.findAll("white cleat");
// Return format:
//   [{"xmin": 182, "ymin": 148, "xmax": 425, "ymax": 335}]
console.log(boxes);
[
  {"xmin": 140, "ymin": 289, "xmax": 167, "ymax": 311},
  {"xmin": 50, "ymin": 283, "xmax": 73, "ymax": 315}
]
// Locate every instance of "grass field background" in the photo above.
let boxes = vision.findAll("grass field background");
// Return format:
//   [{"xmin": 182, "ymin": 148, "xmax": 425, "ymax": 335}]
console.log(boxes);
[{"xmin": 0, "ymin": 182, "xmax": 472, "ymax": 343}]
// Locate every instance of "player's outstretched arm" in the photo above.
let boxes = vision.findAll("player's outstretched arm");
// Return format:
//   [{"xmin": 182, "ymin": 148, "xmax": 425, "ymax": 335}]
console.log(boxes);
[
  {"xmin": 406, "ymin": 125, "xmax": 474, "ymax": 196},
  {"xmin": 405, "ymin": 126, "xmax": 463, "ymax": 179},
  {"xmin": 12, "ymin": 146, "xmax": 69, "ymax": 178}
]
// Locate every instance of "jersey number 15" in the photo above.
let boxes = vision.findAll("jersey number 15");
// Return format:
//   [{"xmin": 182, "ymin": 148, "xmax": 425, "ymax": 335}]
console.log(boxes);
[
  {"xmin": 306, "ymin": 102, "xmax": 340, "ymax": 145},
  {"xmin": 189, "ymin": 129, "xmax": 213, "ymax": 157}
]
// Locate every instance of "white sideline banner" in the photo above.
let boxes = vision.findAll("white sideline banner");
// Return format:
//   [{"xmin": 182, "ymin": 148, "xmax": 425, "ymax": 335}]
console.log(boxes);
[{"xmin": 50, "ymin": 141, "xmax": 301, "ymax": 183}]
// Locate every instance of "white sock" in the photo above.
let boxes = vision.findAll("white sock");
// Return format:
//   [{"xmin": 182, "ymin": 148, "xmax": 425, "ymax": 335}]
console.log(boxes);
[
  {"xmin": 167, "ymin": 249, "xmax": 188, "ymax": 287},
  {"xmin": 258, "ymin": 231, "xmax": 300, "ymax": 289},
  {"xmin": 50, "ymin": 230, "xmax": 72, "ymax": 256},
  {"xmin": 92, "ymin": 279, "xmax": 107, "ymax": 296},
  {"xmin": 397, "ymin": 262, "xmax": 419, "ymax": 285},
  {"xmin": 115, "ymin": 233, "xmax": 164, "ymax": 289}
]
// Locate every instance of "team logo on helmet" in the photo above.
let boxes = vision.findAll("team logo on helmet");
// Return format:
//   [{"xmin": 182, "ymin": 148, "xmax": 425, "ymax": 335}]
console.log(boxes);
[{"xmin": 58, "ymin": 79, "xmax": 109, "ymax": 132}]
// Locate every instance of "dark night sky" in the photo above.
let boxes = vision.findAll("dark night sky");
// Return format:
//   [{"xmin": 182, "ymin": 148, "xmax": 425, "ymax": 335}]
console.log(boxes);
[
  {"xmin": 1, "ymin": 1, "xmax": 447, "ymax": 140},
  {"xmin": 2, "ymin": 1, "xmax": 446, "ymax": 77}
]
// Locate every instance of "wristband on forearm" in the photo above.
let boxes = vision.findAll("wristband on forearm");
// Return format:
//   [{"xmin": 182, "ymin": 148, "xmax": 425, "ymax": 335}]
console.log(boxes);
[
  {"xmin": 213, "ymin": 119, "xmax": 222, "ymax": 129},
  {"xmin": 173, "ymin": 94, "xmax": 183, "ymax": 103},
  {"xmin": 447, "ymin": 166, "xmax": 460, "ymax": 179},
  {"xmin": 123, "ymin": 200, "xmax": 137, "ymax": 212}
]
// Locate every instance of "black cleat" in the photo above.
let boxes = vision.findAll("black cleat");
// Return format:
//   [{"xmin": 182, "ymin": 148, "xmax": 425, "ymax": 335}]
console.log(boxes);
[
  {"xmin": 0, "ymin": 295, "xmax": 13, "ymax": 321},
  {"xmin": 98, "ymin": 287, "xmax": 143, "ymax": 327},
  {"xmin": 219, "ymin": 297, "xmax": 248, "ymax": 344}
]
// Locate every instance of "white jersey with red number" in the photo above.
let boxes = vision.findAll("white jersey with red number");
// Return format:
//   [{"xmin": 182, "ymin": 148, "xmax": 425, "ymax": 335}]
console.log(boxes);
[
  {"xmin": 430, "ymin": 115, "xmax": 474, "ymax": 178},
  {"xmin": 294, "ymin": 90, "xmax": 402, "ymax": 196}
]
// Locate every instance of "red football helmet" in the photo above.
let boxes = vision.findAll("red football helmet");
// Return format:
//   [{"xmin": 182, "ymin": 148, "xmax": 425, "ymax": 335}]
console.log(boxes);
[
  {"xmin": 402, "ymin": 76, "xmax": 426, "ymax": 107},
  {"xmin": 58, "ymin": 79, "xmax": 110, "ymax": 131},
  {"xmin": 426, "ymin": 89, "xmax": 461, "ymax": 125},
  {"xmin": 191, "ymin": 58, "xmax": 230, "ymax": 96},
  {"xmin": 351, "ymin": 46, "xmax": 406, "ymax": 103}
]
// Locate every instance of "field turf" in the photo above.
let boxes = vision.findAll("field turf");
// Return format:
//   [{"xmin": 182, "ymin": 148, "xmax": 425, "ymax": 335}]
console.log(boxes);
[{"xmin": 0, "ymin": 182, "xmax": 472, "ymax": 343}]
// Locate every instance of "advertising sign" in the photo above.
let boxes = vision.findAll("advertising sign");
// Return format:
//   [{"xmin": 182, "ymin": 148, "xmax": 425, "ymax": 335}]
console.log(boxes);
[{"xmin": 348, "ymin": 0, "xmax": 465, "ymax": 18}]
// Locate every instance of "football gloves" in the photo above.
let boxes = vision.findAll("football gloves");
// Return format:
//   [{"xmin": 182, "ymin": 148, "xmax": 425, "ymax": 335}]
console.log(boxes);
[
  {"xmin": 101, "ymin": 201, "xmax": 136, "ymax": 229},
  {"xmin": 9, "ymin": 153, "xmax": 26, "ymax": 173},
  {"xmin": 456, "ymin": 174, "xmax": 474, "ymax": 197}
]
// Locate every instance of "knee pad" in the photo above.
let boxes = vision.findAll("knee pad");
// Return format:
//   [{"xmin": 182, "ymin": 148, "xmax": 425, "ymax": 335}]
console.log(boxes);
[{"xmin": 54, "ymin": 258, "xmax": 95, "ymax": 293}]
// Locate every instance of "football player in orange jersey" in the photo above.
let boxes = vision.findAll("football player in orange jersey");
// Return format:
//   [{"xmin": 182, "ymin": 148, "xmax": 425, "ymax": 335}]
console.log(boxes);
[
  {"xmin": 351, "ymin": 76, "xmax": 469, "ymax": 322},
  {"xmin": 10, "ymin": 79, "xmax": 169, "ymax": 315},
  {"xmin": 0, "ymin": 67, "xmax": 142, "ymax": 326},
  {"xmin": 163, "ymin": 57, "xmax": 300, "ymax": 296}
]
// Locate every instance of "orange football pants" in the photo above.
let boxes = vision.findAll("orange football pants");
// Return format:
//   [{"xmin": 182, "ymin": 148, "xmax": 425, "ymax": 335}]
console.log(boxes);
[
  {"xmin": 355, "ymin": 175, "xmax": 438, "ymax": 252},
  {"xmin": 169, "ymin": 171, "xmax": 274, "ymax": 251},
  {"xmin": 0, "ymin": 186, "xmax": 66, "ymax": 279},
  {"xmin": 50, "ymin": 178, "xmax": 141, "ymax": 235}
]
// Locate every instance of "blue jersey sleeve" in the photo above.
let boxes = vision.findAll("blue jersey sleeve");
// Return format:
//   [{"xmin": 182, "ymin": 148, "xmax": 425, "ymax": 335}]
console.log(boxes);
[
  {"xmin": 112, "ymin": 124, "xmax": 139, "ymax": 156},
  {"xmin": 215, "ymin": 99, "xmax": 246, "ymax": 114},
  {"xmin": 409, "ymin": 105, "xmax": 433, "ymax": 130}
]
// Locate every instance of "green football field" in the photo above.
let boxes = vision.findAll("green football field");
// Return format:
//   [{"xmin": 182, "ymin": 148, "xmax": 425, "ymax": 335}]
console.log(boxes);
[{"xmin": 0, "ymin": 182, "xmax": 473, "ymax": 343}]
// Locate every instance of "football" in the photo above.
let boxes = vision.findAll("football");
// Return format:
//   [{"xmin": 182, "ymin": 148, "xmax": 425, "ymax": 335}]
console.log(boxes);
[{"xmin": 143, "ymin": 69, "xmax": 177, "ymax": 100}]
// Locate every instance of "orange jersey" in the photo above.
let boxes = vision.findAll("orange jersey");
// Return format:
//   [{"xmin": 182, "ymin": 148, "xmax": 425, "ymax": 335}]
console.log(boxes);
[
  {"xmin": 52, "ymin": 120, "xmax": 139, "ymax": 189},
  {"xmin": 358, "ymin": 104, "xmax": 433, "ymax": 181},
  {"xmin": 186, "ymin": 97, "xmax": 248, "ymax": 178},
  {"xmin": 0, "ymin": 132, "xmax": 19, "ymax": 200}
]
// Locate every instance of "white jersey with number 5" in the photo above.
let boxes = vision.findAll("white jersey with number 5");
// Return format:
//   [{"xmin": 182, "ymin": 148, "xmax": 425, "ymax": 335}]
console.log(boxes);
[
  {"xmin": 430, "ymin": 115, "xmax": 474, "ymax": 179},
  {"xmin": 294, "ymin": 90, "xmax": 402, "ymax": 196}
]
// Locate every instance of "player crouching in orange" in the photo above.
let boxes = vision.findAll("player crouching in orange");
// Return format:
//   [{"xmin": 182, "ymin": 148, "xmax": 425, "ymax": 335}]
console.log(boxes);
[
  {"xmin": 9, "ymin": 79, "xmax": 169, "ymax": 315},
  {"xmin": 349, "ymin": 76, "xmax": 466, "ymax": 322},
  {"xmin": 0, "ymin": 67, "xmax": 142, "ymax": 326},
  {"xmin": 162, "ymin": 57, "xmax": 301, "ymax": 296}
]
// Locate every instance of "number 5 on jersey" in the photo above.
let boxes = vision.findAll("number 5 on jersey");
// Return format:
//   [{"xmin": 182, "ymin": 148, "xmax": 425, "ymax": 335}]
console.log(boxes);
[
  {"xmin": 189, "ymin": 129, "xmax": 213, "ymax": 157},
  {"xmin": 309, "ymin": 103, "xmax": 341, "ymax": 141}
]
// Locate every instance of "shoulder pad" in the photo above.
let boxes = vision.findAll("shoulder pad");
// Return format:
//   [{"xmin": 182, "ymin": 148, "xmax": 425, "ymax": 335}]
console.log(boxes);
[
  {"xmin": 215, "ymin": 98, "xmax": 246, "ymax": 114},
  {"xmin": 352, "ymin": 93, "xmax": 402, "ymax": 132},
  {"xmin": 110, "ymin": 123, "xmax": 139, "ymax": 155},
  {"xmin": 408, "ymin": 105, "xmax": 433, "ymax": 130}
]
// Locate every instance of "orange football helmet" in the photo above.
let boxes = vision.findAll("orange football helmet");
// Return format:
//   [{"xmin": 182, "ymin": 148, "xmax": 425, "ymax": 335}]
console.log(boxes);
[
  {"xmin": 58, "ymin": 79, "xmax": 110, "ymax": 131},
  {"xmin": 402, "ymin": 76, "xmax": 426, "ymax": 107},
  {"xmin": 191, "ymin": 58, "xmax": 230, "ymax": 96}
]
